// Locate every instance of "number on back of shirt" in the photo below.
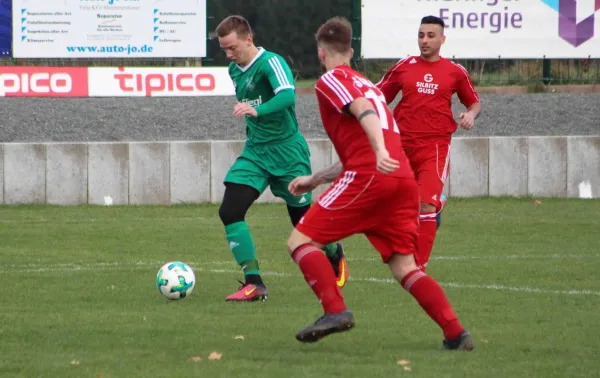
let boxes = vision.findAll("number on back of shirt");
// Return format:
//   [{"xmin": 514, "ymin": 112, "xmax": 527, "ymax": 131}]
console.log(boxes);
[{"xmin": 352, "ymin": 76, "xmax": 400, "ymax": 134}]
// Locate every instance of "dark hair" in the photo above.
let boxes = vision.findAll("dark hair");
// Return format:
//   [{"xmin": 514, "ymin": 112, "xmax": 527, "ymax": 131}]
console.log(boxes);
[
  {"xmin": 420, "ymin": 16, "xmax": 445, "ymax": 28},
  {"xmin": 216, "ymin": 15, "xmax": 252, "ymax": 38},
  {"xmin": 315, "ymin": 16, "xmax": 353, "ymax": 53}
]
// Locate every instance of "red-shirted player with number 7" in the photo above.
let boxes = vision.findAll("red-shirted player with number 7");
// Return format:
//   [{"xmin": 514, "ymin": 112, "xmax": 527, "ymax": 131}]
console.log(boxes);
[
  {"xmin": 285, "ymin": 16, "xmax": 474, "ymax": 350},
  {"xmin": 377, "ymin": 16, "xmax": 481, "ymax": 272}
]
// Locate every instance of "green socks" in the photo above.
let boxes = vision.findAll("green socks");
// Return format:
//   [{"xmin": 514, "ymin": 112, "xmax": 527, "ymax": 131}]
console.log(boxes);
[
  {"xmin": 225, "ymin": 221, "xmax": 260, "ymax": 277},
  {"xmin": 225, "ymin": 221, "xmax": 338, "ymax": 283},
  {"xmin": 322, "ymin": 243, "xmax": 338, "ymax": 258}
]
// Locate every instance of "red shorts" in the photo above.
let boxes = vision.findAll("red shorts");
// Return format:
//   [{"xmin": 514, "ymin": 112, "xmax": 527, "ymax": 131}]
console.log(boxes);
[
  {"xmin": 295, "ymin": 171, "xmax": 419, "ymax": 263},
  {"xmin": 403, "ymin": 143, "xmax": 450, "ymax": 209}
]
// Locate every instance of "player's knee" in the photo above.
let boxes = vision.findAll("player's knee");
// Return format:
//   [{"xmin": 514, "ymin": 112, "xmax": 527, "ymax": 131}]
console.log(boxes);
[
  {"xmin": 218, "ymin": 201, "xmax": 245, "ymax": 226},
  {"xmin": 420, "ymin": 202, "xmax": 436, "ymax": 214},
  {"xmin": 287, "ymin": 229, "xmax": 312, "ymax": 255},
  {"xmin": 388, "ymin": 253, "xmax": 419, "ymax": 281}
]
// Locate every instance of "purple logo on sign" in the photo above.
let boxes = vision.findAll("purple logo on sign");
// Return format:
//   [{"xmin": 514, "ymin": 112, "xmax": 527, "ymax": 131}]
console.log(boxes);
[{"xmin": 542, "ymin": 0, "xmax": 600, "ymax": 47}]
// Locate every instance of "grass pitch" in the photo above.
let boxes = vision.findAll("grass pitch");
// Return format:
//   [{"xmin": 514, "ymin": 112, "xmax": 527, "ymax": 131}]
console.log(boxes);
[{"xmin": 1, "ymin": 198, "xmax": 599, "ymax": 377}]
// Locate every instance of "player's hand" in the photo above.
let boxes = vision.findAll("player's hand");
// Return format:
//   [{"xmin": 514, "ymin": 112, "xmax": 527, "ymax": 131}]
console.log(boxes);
[
  {"xmin": 233, "ymin": 102, "xmax": 258, "ymax": 118},
  {"xmin": 459, "ymin": 112, "xmax": 475, "ymax": 130},
  {"xmin": 376, "ymin": 149, "xmax": 400, "ymax": 174},
  {"xmin": 288, "ymin": 175, "xmax": 318, "ymax": 196}
]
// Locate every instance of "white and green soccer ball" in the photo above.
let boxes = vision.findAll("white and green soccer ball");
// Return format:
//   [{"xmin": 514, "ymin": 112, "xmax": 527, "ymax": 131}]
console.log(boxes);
[{"xmin": 156, "ymin": 261, "xmax": 196, "ymax": 300}]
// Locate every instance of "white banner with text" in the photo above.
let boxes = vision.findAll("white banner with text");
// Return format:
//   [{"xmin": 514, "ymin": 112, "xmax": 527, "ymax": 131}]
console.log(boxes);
[
  {"xmin": 12, "ymin": 0, "xmax": 206, "ymax": 58},
  {"xmin": 361, "ymin": 0, "xmax": 600, "ymax": 59}
]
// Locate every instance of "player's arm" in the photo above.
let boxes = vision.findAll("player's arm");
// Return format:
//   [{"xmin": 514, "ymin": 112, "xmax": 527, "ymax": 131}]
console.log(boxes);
[
  {"xmin": 313, "ymin": 161, "xmax": 344, "ymax": 185},
  {"xmin": 346, "ymin": 98, "xmax": 387, "ymax": 154},
  {"xmin": 289, "ymin": 160, "xmax": 343, "ymax": 195},
  {"xmin": 310, "ymin": 98, "xmax": 396, "ymax": 184},
  {"xmin": 375, "ymin": 60, "xmax": 405, "ymax": 104},
  {"xmin": 345, "ymin": 98, "xmax": 400, "ymax": 174},
  {"xmin": 254, "ymin": 55, "xmax": 296, "ymax": 117},
  {"xmin": 316, "ymin": 70, "xmax": 399, "ymax": 174},
  {"xmin": 454, "ymin": 63, "xmax": 482, "ymax": 129}
]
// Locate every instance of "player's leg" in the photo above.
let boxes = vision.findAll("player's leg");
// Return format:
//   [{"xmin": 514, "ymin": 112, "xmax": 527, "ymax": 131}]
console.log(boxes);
[
  {"xmin": 219, "ymin": 155, "xmax": 269, "ymax": 302},
  {"xmin": 436, "ymin": 194, "xmax": 448, "ymax": 230},
  {"xmin": 366, "ymin": 177, "xmax": 473, "ymax": 351},
  {"xmin": 412, "ymin": 144, "xmax": 450, "ymax": 272},
  {"xmin": 285, "ymin": 173, "xmax": 378, "ymax": 343},
  {"xmin": 388, "ymin": 253, "xmax": 473, "ymax": 350},
  {"xmin": 284, "ymin": 203, "xmax": 348, "ymax": 288},
  {"xmin": 287, "ymin": 227, "xmax": 354, "ymax": 342},
  {"xmin": 267, "ymin": 136, "xmax": 349, "ymax": 287}
]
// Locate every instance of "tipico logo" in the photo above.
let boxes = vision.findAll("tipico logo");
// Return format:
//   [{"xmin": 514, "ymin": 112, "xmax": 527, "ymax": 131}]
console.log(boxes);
[{"xmin": 542, "ymin": 0, "xmax": 600, "ymax": 47}]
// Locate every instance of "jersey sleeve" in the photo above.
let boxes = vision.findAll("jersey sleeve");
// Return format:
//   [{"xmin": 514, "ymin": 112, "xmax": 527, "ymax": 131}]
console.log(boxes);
[
  {"xmin": 315, "ymin": 69, "xmax": 363, "ymax": 112},
  {"xmin": 265, "ymin": 55, "xmax": 295, "ymax": 94},
  {"xmin": 453, "ymin": 63, "xmax": 480, "ymax": 107},
  {"xmin": 375, "ymin": 58, "xmax": 407, "ymax": 104}
]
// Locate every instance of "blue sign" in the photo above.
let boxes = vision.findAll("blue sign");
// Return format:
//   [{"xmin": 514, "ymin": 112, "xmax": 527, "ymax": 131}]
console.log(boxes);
[{"xmin": 0, "ymin": 0, "xmax": 11, "ymax": 56}]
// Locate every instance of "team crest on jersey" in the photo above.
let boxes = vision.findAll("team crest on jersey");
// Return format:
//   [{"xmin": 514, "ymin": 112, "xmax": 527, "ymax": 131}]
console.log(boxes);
[
  {"xmin": 416, "ymin": 73, "xmax": 438, "ymax": 95},
  {"xmin": 245, "ymin": 77, "xmax": 255, "ymax": 91}
]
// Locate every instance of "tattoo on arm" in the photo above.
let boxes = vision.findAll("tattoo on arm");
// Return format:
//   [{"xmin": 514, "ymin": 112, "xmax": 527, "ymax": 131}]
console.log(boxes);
[
  {"xmin": 358, "ymin": 109, "xmax": 377, "ymax": 122},
  {"xmin": 313, "ymin": 161, "xmax": 343, "ymax": 184}
]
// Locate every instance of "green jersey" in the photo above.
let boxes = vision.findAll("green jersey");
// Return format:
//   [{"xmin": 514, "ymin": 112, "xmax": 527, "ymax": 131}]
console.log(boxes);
[{"xmin": 229, "ymin": 47, "xmax": 299, "ymax": 144}]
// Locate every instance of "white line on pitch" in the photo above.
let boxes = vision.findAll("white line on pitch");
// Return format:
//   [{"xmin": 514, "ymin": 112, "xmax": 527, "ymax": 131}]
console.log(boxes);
[{"xmin": 2, "ymin": 261, "xmax": 598, "ymax": 297}]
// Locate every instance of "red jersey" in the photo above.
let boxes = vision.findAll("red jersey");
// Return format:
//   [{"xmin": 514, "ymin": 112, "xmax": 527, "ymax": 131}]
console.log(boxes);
[
  {"xmin": 376, "ymin": 56, "xmax": 480, "ymax": 147},
  {"xmin": 315, "ymin": 65, "xmax": 412, "ymax": 178}
]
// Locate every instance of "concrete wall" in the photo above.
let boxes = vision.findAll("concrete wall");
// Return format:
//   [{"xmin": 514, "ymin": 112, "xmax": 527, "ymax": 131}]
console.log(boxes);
[{"xmin": 1, "ymin": 136, "xmax": 598, "ymax": 205}]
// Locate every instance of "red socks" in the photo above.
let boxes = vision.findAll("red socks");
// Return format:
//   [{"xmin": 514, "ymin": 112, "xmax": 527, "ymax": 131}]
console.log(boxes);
[
  {"xmin": 401, "ymin": 269, "xmax": 464, "ymax": 340},
  {"xmin": 417, "ymin": 213, "xmax": 437, "ymax": 272},
  {"xmin": 292, "ymin": 243, "xmax": 346, "ymax": 314},
  {"xmin": 291, "ymin": 243, "xmax": 464, "ymax": 341}
]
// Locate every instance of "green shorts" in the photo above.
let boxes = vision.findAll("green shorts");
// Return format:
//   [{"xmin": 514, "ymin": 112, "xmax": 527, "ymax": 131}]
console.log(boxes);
[{"xmin": 224, "ymin": 135, "xmax": 312, "ymax": 207}]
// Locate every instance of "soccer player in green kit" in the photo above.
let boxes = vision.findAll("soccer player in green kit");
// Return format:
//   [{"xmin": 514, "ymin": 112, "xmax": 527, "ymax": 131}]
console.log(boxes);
[{"xmin": 215, "ymin": 15, "xmax": 349, "ymax": 302}]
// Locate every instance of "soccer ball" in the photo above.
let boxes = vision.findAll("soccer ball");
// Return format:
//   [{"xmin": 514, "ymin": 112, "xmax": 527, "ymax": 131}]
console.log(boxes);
[{"xmin": 156, "ymin": 261, "xmax": 196, "ymax": 300}]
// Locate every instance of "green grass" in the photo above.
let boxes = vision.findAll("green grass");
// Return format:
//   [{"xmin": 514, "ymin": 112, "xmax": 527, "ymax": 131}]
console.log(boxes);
[{"xmin": 1, "ymin": 198, "xmax": 599, "ymax": 377}]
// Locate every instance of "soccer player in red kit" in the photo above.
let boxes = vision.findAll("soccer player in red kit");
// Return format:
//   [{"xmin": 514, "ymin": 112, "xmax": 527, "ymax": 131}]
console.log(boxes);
[
  {"xmin": 376, "ymin": 16, "xmax": 482, "ymax": 272},
  {"xmin": 285, "ymin": 16, "xmax": 474, "ymax": 350}
]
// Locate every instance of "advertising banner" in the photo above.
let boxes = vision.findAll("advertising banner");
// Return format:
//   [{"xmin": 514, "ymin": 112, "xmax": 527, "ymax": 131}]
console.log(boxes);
[
  {"xmin": 12, "ymin": 0, "xmax": 207, "ymax": 58},
  {"xmin": 361, "ymin": 0, "xmax": 600, "ymax": 59},
  {"xmin": 0, "ymin": 66, "xmax": 89, "ymax": 97},
  {"xmin": 0, "ymin": 0, "xmax": 11, "ymax": 56},
  {"xmin": 0, "ymin": 66, "xmax": 234, "ymax": 97},
  {"xmin": 87, "ymin": 67, "xmax": 235, "ymax": 97}
]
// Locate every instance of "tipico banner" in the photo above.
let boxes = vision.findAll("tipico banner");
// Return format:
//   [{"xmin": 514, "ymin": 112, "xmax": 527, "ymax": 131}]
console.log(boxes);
[
  {"xmin": 0, "ymin": 66, "xmax": 235, "ymax": 97},
  {"xmin": 12, "ymin": 0, "xmax": 206, "ymax": 58},
  {"xmin": 361, "ymin": 0, "xmax": 600, "ymax": 59}
]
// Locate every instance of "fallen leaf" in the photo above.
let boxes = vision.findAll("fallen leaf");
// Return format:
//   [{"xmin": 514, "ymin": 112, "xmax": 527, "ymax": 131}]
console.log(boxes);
[
  {"xmin": 397, "ymin": 359, "xmax": 410, "ymax": 366},
  {"xmin": 208, "ymin": 352, "xmax": 222, "ymax": 360},
  {"xmin": 188, "ymin": 356, "xmax": 202, "ymax": 362},
  {"xmin": 534, "ymin": 200, "xmax": 542, "ymax": 206},
  {"xmin": 71, "ymin": 360, "xmax": 80, "ymax": 365},
  {"xmin": 403, "ymin": 366, "xmax": 412, "ymax": 371},
  {"xmin": 234, "ymin": 335, "xmax": 245, "ymax": 340}
]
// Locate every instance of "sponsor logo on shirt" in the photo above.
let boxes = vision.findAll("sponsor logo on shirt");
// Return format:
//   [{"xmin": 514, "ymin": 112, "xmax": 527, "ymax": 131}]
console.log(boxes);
[
  {"xmin": 416, "ymin": 73, "xmax": 438, "ymax": 95},
  {"xmin": 242, "ymin": 95, "xmax": 262, "ymax": 107}
]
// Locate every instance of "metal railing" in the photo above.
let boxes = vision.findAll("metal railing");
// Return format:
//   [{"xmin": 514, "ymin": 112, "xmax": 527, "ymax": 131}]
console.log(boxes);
[{"xmin": 356, "ymin": 58, "xmax": 600, "ymax": 87}]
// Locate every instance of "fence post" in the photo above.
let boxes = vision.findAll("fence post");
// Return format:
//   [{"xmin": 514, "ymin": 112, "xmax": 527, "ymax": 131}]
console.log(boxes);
[
  {"xmin": 542, "ymin": 58, "xmax": 552, "ymax": 85},
  {"xmin": 351, "ymin": 0, "xmax": 361, "ymax": 66},
  {"xmin": 202, "ymin": 1, "xmax": 215, "ymax": 66}
]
